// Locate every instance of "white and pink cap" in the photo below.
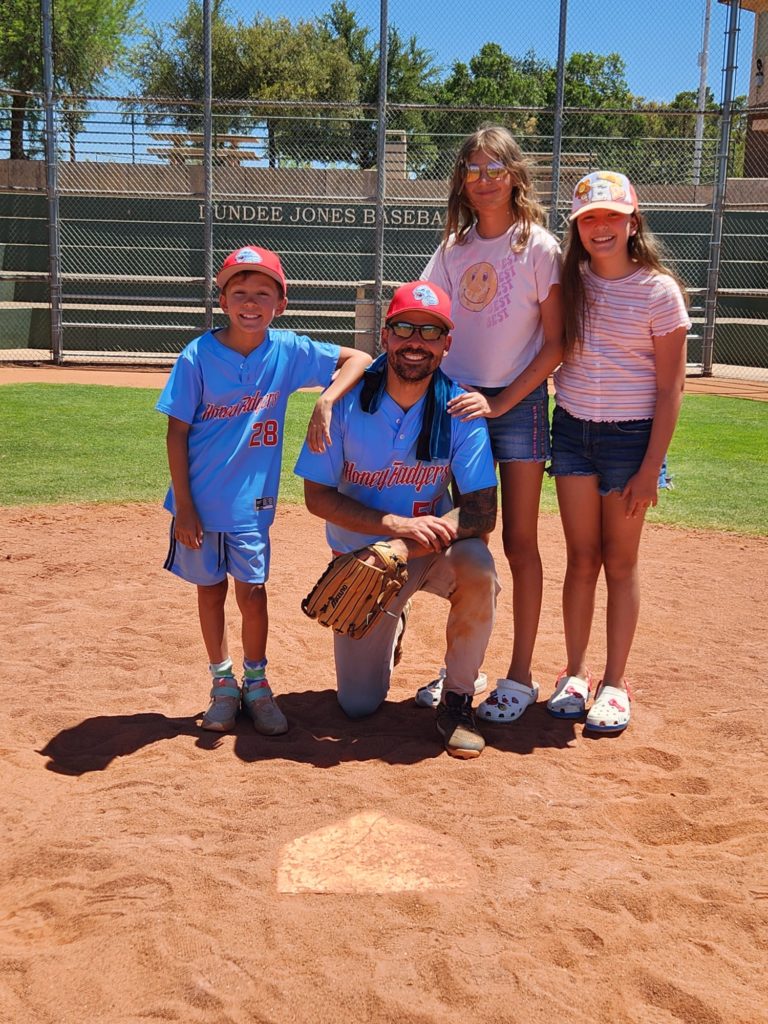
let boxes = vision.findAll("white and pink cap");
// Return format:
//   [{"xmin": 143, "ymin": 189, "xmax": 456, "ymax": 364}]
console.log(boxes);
[{"xmin": 570, "ymin": 171, "xmax": 638, "ymax": 220}]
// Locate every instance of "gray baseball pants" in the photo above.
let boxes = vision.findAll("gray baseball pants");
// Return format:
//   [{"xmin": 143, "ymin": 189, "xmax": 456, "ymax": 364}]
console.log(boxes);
[{"xmin": 332, "ymin": 538, "xmax": 498, "ymax": 718}]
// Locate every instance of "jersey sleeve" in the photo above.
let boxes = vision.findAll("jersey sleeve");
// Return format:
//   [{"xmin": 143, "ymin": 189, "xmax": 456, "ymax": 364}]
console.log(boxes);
[
  {"xmin": 293, "ymin": 394, "xmax": 346, "ymax": 487},
  {"xmin": 283, "ymin": 333, "xmax": 340, "ymax": 393},
  {"xmin": 155, "ymin": 343, "xmax": 203, "ymax": 424},
  {"xmin": 449, "ymin": 413, "xmax": 498, "ymax": 496},
  {"xmin": 649, "ymin": 276, "xmax": 691, "ymax": 338},
  {"xmin": 532, "ymin": 228, "xmax": 562, "ymax": 304}
]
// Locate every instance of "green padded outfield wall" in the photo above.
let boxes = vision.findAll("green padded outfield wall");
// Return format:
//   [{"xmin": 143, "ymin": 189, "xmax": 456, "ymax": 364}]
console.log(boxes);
[{"xmin": 1, "ymin": 191, "xmax": 766, "ymax": 366}]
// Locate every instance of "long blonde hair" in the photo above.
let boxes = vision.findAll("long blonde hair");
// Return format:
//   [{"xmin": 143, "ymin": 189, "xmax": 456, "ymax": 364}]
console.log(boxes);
[
  {"xmin": 442, "ymin": 124, "xmax": 546, "ymax": 253},
  {"xmin": 561, "ymin": 209, "xmax": 689, "ymax": 357}
]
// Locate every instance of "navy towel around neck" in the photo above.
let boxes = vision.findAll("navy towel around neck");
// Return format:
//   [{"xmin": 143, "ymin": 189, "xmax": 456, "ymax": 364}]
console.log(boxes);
[{"xmin": 359, "ymin": 353, "xmax": 452, "ymax": 462}]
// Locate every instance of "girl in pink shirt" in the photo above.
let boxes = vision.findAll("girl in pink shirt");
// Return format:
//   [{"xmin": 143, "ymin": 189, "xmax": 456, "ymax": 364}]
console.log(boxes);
[{"xmin": 548, "ymin": 171, "xmax": 690, "ymax": 733}]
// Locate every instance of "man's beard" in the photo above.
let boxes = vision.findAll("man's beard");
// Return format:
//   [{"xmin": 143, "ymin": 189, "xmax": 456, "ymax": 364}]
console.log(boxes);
[{"xmin": 387, "ymin": 348, "xmax": 441, "ymax": 382}]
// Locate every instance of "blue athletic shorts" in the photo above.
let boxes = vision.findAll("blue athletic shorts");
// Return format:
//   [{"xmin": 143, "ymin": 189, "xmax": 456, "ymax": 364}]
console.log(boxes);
[
  {"xmin": 478, "ymin": 381, "xmax": 551, "ymax": 463},
  {"xmin": 164, "ymin": 520, "xmax": 271, "ymax": 585},
  {"xmin": 548, "ymin": 403, "xmax": 653, "ymax": 496}
]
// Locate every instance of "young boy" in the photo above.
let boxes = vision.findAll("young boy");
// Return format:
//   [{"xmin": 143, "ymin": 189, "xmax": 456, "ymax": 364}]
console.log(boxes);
[{"xmin": 157, "ymin": 245, "xmax": 370, "ymax": 735}]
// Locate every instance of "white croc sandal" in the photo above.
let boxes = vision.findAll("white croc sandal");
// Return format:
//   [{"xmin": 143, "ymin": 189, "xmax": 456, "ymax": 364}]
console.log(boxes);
[
  {"xmin": 585, "ymin": 682, "xmax": 632, "ymax": 734},
  {"xmin": 547, "ymin": 671, "xmax": 593, "ymax": 719},
  {"xmin": 477, "ymin": 679, "xmax": 539, "ymax": 723},
  {"xmin": 415, "ymin": 668, "xmax": 488, "ymax": 708}
]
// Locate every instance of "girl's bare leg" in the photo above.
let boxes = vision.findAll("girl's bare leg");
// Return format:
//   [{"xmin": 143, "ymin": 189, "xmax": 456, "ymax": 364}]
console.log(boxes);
[{"xmin": 498, "ymin": 460, "xmax": 545, "ymax": 685}]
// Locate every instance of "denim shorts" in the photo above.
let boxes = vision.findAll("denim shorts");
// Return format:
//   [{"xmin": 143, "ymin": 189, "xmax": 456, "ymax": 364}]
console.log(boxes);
[
  {"xmin": 548, "ymin": 403, "xmax": 652, "ymax": 496},
  {"xmin": 479, "ymin": 381, "xmax": 551, "ymax": 463},
  {"xmin": 164, "ymin": 520, "xmax": 271, "ymax": 585}
]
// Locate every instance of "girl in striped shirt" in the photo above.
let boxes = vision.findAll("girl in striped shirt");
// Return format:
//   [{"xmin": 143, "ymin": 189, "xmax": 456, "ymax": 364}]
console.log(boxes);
[{"xmin": 547, "ymin": 171, "xmax": 690, "ymax": 733}]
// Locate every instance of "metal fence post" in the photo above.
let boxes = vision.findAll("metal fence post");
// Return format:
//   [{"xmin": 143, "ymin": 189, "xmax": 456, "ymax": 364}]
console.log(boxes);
[
  {"xmin": 548, "ymin": 0, "xmax": 568, "ymax": 234},
  {"xmin": 703, "ymin": 0, "xmax": 741, "ymax": 377},
  {"xmin": 693, "ymin": 0, "xmax": 713, "ymax": 186},
  {"xmin": 203, "ymin": 0, "xmax": 214, "ymax": 329},
  {"xmin": 372, "ymin": 0, "xmax": 389, "ymax": 353},
  {"xmin": 41, "ymin": 0, "xmax": 62, "ymax": 364}
]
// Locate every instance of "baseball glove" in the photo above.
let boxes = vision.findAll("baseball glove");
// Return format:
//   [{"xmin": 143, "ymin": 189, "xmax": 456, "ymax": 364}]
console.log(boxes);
[{"xmin": 301, "ymin": 541, "xmax": 408, "ymax": 639}]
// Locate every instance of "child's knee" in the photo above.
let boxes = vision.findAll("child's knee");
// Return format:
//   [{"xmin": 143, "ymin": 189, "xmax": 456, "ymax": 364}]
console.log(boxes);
[
  {"xmin": 502, "ymin": 533, "xmax": 540, "ymax": 570},
  {"xmin": 567, "ymin": 548, "xmax": 602, "ymax": 579},
  {"xmin": 197, "ymin": 579, "xmax": 228, "ymax": 605},
  {"xmin": 236, "ymin": 581, "xmax": 267, "ymax": 610},
  {"xmin": 603, "ymin": 553, "xmax": 639, "ymax": 583}
]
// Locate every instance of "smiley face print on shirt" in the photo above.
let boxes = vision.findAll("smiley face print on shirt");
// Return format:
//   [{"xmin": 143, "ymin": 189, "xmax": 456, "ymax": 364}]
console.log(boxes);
[{"xmin": 459, "ymin": 262, "xmax": 498, "ymax": 312}]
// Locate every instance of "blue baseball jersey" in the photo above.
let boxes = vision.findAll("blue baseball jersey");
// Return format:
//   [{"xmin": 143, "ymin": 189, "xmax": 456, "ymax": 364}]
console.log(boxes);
[
  {"xmin": 294, "ymin": 379, "xmax": 497, "ymax": 553},
  {"xmin": 157, "ymin": 328, "xmax": 339, "ymax": 531}
]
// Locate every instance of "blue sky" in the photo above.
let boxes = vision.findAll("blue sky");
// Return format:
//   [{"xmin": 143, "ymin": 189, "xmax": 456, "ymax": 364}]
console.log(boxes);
[{"xmin": 130, "ymin": 0, "xmax": 756, "ymax": 105}]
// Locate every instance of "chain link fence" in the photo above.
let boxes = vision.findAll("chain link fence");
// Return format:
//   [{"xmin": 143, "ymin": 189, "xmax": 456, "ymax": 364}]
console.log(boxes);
[{"xmin": 0, "ymin": 0, "xmax": 766, "ymax": 378}]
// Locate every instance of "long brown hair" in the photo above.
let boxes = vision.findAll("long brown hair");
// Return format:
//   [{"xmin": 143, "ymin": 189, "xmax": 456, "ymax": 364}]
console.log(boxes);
[
  {"xmin": 442, "ymin": 124, "xmax": 546, "ymax": 253},
  {"xmin": 561, "ymin": 210, "xmax": 689, "ymax": 357}
]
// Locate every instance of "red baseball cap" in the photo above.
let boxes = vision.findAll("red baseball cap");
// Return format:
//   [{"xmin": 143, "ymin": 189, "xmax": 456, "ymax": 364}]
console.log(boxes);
[
  {"xmin": 385, "ymin": 281, "xmax": 454, "ymax": 330},
  {"xmin": 216, "ymin": 246, "xmax": 287, "ymax": 295}
]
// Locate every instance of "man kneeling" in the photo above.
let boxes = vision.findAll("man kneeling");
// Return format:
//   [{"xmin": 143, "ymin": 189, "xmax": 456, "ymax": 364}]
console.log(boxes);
[{"xmin": 294, "ymin": 281, "xmax": 498, "ymax": 759}]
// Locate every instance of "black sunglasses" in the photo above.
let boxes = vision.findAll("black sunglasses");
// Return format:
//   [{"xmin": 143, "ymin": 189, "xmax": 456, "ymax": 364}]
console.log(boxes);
[{"xmin": 387, "ymin": 321, "xmax": 447, "ymax": 341}]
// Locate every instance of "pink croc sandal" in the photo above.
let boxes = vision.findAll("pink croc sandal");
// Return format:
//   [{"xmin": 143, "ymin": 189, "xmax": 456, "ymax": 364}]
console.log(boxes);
[
  {"xmin": 546, "ymin": 670, "xmax": 593, "ymax": 719},
  {"xmin": 584, "ymin": 681, "xmax": 632, "ymax": 734}
]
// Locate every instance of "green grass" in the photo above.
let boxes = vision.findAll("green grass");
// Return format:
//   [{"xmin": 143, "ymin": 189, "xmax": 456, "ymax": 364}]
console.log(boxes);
[
  {"xmin": 0, "ymin": 384, "xmax": 166, "ymax": 505},
  {"xmin": 1, "ymin": 384, "xmax": 766, "ymax": 535}
]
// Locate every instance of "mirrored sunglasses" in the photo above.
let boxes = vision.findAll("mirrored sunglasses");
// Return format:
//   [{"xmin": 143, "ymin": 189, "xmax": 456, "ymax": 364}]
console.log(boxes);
[
  {"xmin": 388, "ymin": 321, "xmax": 447, "ymax": 341},
  {"xmin": 464, "ymin": 160, "xmax": 508, "ymax": 183}
]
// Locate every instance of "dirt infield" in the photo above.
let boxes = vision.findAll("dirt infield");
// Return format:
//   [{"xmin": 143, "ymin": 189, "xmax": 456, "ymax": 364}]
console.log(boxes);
[
  {"xmin": 2, "ymin": 364, "xmax": 767, "ymax": 1022},
  {"xmin": 2, "ymin": 496, "xmax": 767, "ymax": 1023}
]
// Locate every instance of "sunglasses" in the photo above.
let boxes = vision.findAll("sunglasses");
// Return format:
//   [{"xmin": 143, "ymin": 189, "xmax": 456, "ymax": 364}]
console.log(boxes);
[
  {"xmin": 387, "ymin": 321, "xmax": 447, "ymax": 341},
  {"xmin": 464, "ymin": 160, "xmax": 508, "ymax": 183}
]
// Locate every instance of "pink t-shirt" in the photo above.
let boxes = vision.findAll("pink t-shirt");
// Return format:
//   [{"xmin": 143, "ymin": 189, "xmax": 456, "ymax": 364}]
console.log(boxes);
[
  {"xmin": 553, "ymin": 265, "xmax": 691, "ymax": 422},
  {"xmin": 422, "ymin": 223, "xmax": 561, "ymax": 388}
]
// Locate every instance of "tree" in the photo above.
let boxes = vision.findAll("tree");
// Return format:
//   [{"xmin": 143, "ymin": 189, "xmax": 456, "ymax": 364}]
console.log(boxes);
[
  {"xmin": 0, "ymin": 0, "xmax": 138, "ymax": 159},
  {"xmin": 321, "ymin": 0, "xmax": 440, "ymax": 171},
  {"xmin": 129, "ymin": 0, "xmax": 359, "ymax": 166},
  {"xmin": 128, "ymin": 0, "xmax": 254, "ymax": 136},
  {"xmin": 439, "ymin": 44, "xmax": 550, "ymax": 110},
  {"xmin": 425, "ymin": 44, "xmax": 552, "ymax": 174},
  {"xmin": 240, "ymin": 14, "xmax": 360, "ymax": 167}
]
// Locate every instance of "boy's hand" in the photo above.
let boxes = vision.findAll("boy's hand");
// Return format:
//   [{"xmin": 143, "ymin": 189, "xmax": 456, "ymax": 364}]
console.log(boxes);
[
  {"xmin": 174, "ymin": 505, "xmax": 204, "ymax": 548},
  {"xmin": 307, "ymin": 395, "xmax": 333, "ymax": 453}
]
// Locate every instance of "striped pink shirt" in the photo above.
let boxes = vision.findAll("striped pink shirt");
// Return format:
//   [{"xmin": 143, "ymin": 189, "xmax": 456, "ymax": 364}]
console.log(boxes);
[{"xmin": 553, "ymin": 265, "xmax": 690, "ymax": 421}]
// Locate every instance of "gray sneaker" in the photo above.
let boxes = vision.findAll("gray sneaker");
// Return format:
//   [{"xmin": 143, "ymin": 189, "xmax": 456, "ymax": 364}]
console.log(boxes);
[
  {"xmin": 435, "ymin": 691, "xmax": 486, "ymax": 759},
  {"xmin": 201, "ymin": 680, "xmax": 241, "ymax": 732},
  {"xmin": 242, "ymin": 682, "xmax": 288, "ymax": 736}
]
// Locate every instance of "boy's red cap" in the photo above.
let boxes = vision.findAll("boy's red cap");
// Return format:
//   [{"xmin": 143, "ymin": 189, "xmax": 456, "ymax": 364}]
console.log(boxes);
[
  {"xmin": 385, "ymin": 281, "xmax": 454, "ymax": 330},
  {"xmin": 216, "ymin": 246, "xmax": 287, "ymax": 295}
]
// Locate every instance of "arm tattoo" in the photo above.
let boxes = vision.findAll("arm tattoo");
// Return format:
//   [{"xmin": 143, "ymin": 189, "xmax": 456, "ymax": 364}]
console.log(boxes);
[{"xmin": 442, "ymin": 485, "xmax": 498, "ymax": 539}]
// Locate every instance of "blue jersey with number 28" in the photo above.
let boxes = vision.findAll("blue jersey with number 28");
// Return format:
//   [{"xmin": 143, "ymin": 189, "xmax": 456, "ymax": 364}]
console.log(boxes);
[{"xmin": 157, "ymin": 328, "xmax": 339, "ymax": 531}]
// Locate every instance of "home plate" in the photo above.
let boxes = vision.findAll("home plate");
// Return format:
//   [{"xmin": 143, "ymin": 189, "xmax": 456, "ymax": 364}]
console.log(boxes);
[{"xmin": 277, "ymin": 811, "xmax": 475, "ymax": 894}]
